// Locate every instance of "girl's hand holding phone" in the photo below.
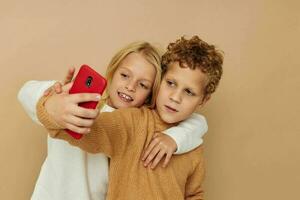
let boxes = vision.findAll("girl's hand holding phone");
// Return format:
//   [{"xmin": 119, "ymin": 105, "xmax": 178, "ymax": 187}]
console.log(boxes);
[
  {"xmin": 43, "ymin": 67, "xmax": 76, "ymax": 96},
  {"xmin": 141, "ymin": 132, "xmax": 177, "ymax": 169}
]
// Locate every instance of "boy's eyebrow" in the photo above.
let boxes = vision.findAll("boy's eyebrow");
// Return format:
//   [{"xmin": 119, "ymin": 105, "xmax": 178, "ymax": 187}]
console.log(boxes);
[{"xmin": 119, "ymin": 66, "xmax": 153, "ymax": 83}]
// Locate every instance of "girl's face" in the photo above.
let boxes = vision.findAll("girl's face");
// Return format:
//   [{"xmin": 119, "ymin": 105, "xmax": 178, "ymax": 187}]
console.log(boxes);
[{"xmin": 107, "ymin": 52, "xmax": 156, "ymax": 109}]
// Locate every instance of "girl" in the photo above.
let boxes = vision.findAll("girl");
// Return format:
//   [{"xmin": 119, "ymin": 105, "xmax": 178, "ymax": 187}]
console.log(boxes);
[{"xmin": 18, "ymin": 41, "xmax": 207, "ymax": 200}]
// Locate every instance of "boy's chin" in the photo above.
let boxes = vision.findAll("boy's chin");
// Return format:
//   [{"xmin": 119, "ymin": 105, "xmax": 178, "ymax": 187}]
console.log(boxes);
[
  {"xmin": 160, "ymin": 114, "xmax": 181, "ymax": 124},
  {"xmin": 160, "ymin": 111, "xmax": 193, "ymax": 124}
]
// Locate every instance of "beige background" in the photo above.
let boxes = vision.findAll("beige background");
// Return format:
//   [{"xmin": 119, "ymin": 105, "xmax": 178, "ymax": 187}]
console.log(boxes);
[{"xmin": 1, "ymin": 0, "xmax": 299, "ymax": 199}]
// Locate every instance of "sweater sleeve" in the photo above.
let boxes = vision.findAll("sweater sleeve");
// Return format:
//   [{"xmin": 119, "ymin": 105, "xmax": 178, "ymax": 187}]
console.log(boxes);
[
  {"xmin": 36, "ymin": 95, "xmax": 140, "ymax": 158},
  {"xmin": 163, "ymin": 113, "xmax": 208, "ymax": 154},
  {"xmin": 17, "ymin": 80, "xmax": 57, "ymax": 125},
  {"xmin": 184, "ymin": 148, "xmax": 205, "ymax": 200}
]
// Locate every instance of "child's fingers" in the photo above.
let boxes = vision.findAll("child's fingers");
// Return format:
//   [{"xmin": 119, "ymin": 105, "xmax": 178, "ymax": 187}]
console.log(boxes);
[
  {"xmin": 71, "ymin": 105, "xmax": 99, "ymax": 119},
  {"xmin": 141, "ymin": 138, "xmax": 159, "ymax": 161},
  {"xmin": 153, "ymin": 132, "xmax": 160, "ymax": 138},
  {"xmin": 54, "ymin": 82, "xmax": 63, "ymax": 94},
  {"xmin": 65, "ymin": 123, "xmax": 90, "ymax": 135},
  {"xmin": 150, "ymin": 150, "xmax": 166, "ymax": 169},
  {"xmin": 63, "ymin": 67, "xmax": 75, "ymax": 84},
  {"xmin": 64, "ymin": 115, "xmax": 95, "ymax": 128},
  {"xmin": 62, "ymin": 82, "xmax": 73, "ymax": 93},
  {"xmin": 43, "ymin": 87, "xmax": 52, "ymax": 96},
  {"xmin": 143, "ymin": 144, "xmax": 161, "ymax": 167},
  {"xmin": 71, "ymin": 93, "xmax": 101, "ymax": 104},
  {"xmin": 162, "ymin": 151, "xmax": 172, "ymax": 168}
]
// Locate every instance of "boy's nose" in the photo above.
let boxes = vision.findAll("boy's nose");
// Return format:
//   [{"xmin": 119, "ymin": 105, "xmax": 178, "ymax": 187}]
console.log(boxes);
[{"xmin": 169, "ymin": 90, "xmax": 181, "ymax": 104}]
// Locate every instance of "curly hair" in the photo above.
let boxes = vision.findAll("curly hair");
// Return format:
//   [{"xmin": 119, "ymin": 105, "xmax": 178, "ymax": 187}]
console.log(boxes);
[{"xmin": 161, "ymin": 36, "xmax": 223, "ymax": 98}]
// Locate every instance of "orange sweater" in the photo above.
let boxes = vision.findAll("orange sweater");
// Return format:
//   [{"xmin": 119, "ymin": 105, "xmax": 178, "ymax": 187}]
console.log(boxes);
[{"xmin": 37, "ymin": 95, "xmax": 205, "ymax": 200}]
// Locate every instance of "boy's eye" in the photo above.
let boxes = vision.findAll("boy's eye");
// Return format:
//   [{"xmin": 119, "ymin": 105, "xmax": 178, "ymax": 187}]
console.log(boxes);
[
  {"xmin": 166, "ymin": 80, "xmax": 175, "ymax": 87},
  {"xmin": 185, "ymin": 89, "xmax": 195, "ymax": 96},
  {"xmin": 140, "ymin": 83, "xmax": 149, "ymax": 89}
]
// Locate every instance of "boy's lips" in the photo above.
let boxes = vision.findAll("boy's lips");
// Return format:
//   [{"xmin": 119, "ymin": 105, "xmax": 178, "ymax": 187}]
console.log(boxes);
[
  {"xmin": 164, "ymin": 105, "xmax": 178, "ymax": 113},
  {"xmin": 118, "ymin": 91, "xmax": 134, "ymax": 102}
]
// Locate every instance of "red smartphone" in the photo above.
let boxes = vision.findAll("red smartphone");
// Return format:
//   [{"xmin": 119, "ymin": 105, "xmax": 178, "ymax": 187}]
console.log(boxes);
[{"xmin": 66, "ymin": 64, "xmax": 107, "ymax": 139}]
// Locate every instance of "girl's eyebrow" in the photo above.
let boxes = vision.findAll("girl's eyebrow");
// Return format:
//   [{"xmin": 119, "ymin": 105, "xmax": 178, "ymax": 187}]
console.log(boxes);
[
  {"xmin": 139, "ymin": 77, "xmax": 153, "ymax": 84},
  {"xmin": 118, "ymin": 66, "xmax": 131, "ymax": 72}
]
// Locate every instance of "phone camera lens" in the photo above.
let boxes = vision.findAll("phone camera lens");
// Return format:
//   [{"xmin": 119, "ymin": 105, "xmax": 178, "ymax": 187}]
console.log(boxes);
[{"xmin": 86, "ymin": 76, "xmax": 93, "ymax": 87}]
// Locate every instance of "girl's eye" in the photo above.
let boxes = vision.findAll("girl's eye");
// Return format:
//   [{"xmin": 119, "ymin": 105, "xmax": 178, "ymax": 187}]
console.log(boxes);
[
  {"xmin": 121, "ymin": 73, "xmax": 129, "ymax": 78},
  {"xmin": 140, "ymin": 83, "xmax": 149, "ymax": 89},
  {"xmin": 185, "ymin": 89, "xmax": 195, "ymax": 96}
]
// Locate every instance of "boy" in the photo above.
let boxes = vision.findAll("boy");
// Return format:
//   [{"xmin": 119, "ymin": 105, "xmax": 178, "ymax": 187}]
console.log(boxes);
[{"xmin": 36, "ymin": 35, "xmax": 223, "ymax": 199}]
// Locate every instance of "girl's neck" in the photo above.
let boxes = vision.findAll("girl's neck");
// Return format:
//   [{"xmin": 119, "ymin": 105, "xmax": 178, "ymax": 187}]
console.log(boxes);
[{"xmin": 105, "ymin": 97, "xmax": 117, "ymax": 109}]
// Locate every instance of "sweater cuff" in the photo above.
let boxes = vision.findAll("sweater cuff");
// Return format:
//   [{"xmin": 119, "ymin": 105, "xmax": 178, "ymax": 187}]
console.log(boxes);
[{"xmin": 36, "ymin": 92, "xmax": 63, "ymax": 133}]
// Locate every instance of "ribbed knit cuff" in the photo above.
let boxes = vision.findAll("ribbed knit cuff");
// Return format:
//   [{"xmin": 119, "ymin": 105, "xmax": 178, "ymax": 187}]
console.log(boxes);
[{"xmin": 36, "ymin": 92, "xmax": 63, "ymax": 132}]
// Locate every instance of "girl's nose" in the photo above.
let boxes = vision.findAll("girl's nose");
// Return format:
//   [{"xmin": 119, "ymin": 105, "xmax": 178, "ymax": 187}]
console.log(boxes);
[{"xmin": 125, "ymin": 81, "xmax": 136, "ymax": 92}]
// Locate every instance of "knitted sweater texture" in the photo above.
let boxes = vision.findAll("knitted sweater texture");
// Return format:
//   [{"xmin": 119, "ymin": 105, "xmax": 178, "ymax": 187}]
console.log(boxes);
[{"xmin": 37, "ymin": 96, "xmax": 205, "ymax": 200}]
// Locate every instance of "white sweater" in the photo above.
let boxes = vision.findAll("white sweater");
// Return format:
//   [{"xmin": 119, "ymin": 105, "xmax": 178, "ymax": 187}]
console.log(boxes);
[{"xmin": 18, "ymin": 80, "xmax": 208, "ymax": 200}]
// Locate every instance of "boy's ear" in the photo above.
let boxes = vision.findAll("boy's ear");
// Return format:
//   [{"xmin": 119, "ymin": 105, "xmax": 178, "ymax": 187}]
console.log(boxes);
[{"xmin": 198, "ymin": 94, "xmax": 211, "ymax": 108}]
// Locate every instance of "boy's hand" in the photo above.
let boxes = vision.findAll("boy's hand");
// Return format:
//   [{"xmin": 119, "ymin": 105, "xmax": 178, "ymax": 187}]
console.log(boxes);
[
  {"xmin": 141, "ymin": 132, "xmax": 177, "ymax": 169},
  {"xmin": 44, "ymin": 67, "xmax": 75, "ymax": 96},
  {"xmin": 44, "ymin": 84, "xmax": 100, "ymax": 134}
]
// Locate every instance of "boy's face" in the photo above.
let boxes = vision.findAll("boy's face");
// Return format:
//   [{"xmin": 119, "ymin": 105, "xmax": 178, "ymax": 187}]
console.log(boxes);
[
  {"xmin": 107, "ymin": 52, "xmax": 156, "ymax": 109},
  {"xmin": 156, "ymin": 62, "xmax": 209, "ymax": 124}
]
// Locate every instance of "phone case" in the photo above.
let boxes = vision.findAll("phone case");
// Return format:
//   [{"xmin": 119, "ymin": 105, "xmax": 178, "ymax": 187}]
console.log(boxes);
[{"xmin": 66, "ymin": 64, "xmax": 107, "ymax": 139}]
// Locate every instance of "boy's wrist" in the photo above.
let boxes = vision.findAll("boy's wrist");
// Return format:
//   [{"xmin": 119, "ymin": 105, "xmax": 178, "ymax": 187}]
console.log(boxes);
[{"xmin": 37, "ymin": 92, "xmax": 64, "ymax": 130}]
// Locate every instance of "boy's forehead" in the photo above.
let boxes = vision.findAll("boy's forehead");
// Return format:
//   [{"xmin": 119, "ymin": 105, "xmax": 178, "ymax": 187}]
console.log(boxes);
[{"xmin": 165, "ymin": 62, "xmax": 207, "ymax": 89}]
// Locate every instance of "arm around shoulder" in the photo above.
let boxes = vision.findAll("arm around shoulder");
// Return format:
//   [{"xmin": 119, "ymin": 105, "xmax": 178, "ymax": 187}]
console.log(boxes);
[
  {"xmin": 18, "ymin": 80, "xmax": 57, "ymax": 124},
  {"xmin": 164, "ymin": 113, "xmax": 208, "ymax": 154}
]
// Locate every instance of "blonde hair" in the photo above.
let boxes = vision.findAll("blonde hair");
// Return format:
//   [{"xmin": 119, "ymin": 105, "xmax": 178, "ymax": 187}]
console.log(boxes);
[{"xmin": 102, "ymin": 41, "xmax": 162, "ymax": 108}]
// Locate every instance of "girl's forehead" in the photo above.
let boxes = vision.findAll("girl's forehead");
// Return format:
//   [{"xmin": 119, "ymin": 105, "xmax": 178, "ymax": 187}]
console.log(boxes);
[{"xmin": 117, "ymin": 54, "xmax": 156, "ymax": 82}]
